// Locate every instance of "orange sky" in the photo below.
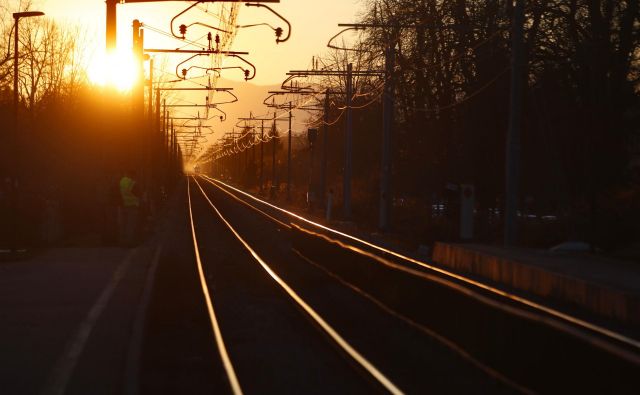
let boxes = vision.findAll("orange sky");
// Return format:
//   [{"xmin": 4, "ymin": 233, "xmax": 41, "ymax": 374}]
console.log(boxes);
[
  {"xmin": 37, "ymin": 0, "xmax": 365, "ymax": 85},
  {"xmin": 31, "ymin": 0, "xmax": 366, "ymax": 160}
]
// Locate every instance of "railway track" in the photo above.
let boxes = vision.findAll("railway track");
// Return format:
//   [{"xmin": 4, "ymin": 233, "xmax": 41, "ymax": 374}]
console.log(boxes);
[{"xmin": 186, "ymin": 176, "xmax": 640, "ymax": 394}]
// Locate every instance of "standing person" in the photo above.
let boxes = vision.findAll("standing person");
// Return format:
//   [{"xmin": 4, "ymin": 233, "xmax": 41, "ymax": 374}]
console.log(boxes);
[
  {"xmin": 119, "ymin": 170, "xmax": 140, "ymax": 247},
  {"xmin": 0, "ymin": 178, "xmax": 12, "ymax": 249},
  {"xmin": 102, "ymin": 174, "xmax": 121, "ymax": 245}
]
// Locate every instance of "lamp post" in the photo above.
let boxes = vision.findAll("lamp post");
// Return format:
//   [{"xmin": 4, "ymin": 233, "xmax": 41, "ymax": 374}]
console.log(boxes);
[
  {"xmin": 13, "ymin": 11, "xmax": 44, "ymax": 135},
  {"xmin": 10, "ymin": 11, "xmax": 44, "ymax": 252},
  {"xmin": 308, "ymin": 128, "xmax": 318, "ymax": 210}
]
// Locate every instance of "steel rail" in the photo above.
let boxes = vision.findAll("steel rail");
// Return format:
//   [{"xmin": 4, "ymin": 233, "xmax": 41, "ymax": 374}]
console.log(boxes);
[
  {"xmin": 199, "ymin": 175, "xmax": 640, "ymax": 356},
  {"xmin": 192, "ymin": 177, "xmax": 404, "ymax": 394},
  {"xmin": 290, "ymin": 248, "xmax": 536, "ymax": 395},
  {"xmin": 186, "ymin": 181, "xmax": 243, "ymax": 395},
  {"xmin": 197, "ymin": 177, "xmax": 533, "ymax": 393},
  {"xmin": 203, "ymin": 177, "xmax": 291, "ymax": 230}
]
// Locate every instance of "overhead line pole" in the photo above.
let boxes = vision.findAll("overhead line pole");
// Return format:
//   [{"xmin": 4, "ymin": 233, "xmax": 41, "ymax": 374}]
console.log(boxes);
[
  {"xmin": 272, "ymin": 101, "xmax": 277, "ymax": 196},
  {"xmin": 286, "ymin": 68, "xmax": 380, "ymax": 219},
  {"xmin": 106, "ymin": 0, "xmax": 117, "ymax": 52},
  {"xmin": 288, "ymin": 101, "xmax": 292, "ymax": 201},
  {"xmin": 155, "ymin": 84, "xmax": 161, "ymax": 201},
  {"xmin": 504, "ymin": 0, "xmax": 525, "ymax": 247},
  {"xmin": 163, "ymin": 101, "xmax": 168, "ymax": 187},
  {"xmin": 148, "ymin": 57, "xmax": 154, "ymax": 193},
  {"xmin": 321, "ymin": 90, "xmax": 329, "ymax": 205},
  {"xmin": 133, "ymin": 19, "xmax": 146, "ymax": 179},
  {"xmin": 267, "ymin": 87, "xmax": 344, "ymax": 205},
  {"xmin": 260, "ymin": 121, "xmax": 264, "ymax": 191},
  {"xmin": 379, "ymin": 46, "xmax": 395, "ymax": 231},
  {"xmin": 344, "ymin": 62, "xmax": 353, "ymax": 219},
  {"xmin": 238, "ymin": 115, "xmax": 280, "ymax": 193},
  {"xmin": 334, "ymin": 22, "xmax": 414, "ymax": 229}
]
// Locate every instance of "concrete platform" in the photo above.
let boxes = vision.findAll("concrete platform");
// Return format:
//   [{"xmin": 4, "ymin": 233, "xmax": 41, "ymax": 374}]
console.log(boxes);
[
  {"xmin": 0, "ymin": 245, "xmax": 157, "ymax": 394},
  {"xmin": 431, "ymin": 243, "xmax": 640, "ymax": 327}
]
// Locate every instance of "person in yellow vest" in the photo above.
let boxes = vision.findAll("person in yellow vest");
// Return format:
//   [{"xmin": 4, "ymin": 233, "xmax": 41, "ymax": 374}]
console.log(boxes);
[{"xmin": 119, "ymin": 169, "xmax": 140, "ymax": 246}]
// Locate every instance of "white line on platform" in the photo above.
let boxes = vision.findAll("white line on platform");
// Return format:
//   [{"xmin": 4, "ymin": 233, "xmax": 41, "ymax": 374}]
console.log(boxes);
[
  {"xmin": 124, "ymin": 244, "xmax": 163, "ymax": 395},
  {"xmin": 42, "ymin": 248, "xmax": 137, "ymax": 395}
]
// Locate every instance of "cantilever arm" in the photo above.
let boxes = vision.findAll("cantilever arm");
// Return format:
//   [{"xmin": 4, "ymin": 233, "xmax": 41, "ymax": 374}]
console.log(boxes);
[
  {"xmin": 208, "ymin": 106, "xmax": 227, "ymax": 121},
  {"xmin": 228, "ymin": 54, "xmax": 256, "ymax": 81},
  {"xmin": 185, "ymin": 21, "xmax": 230, "ymax": 35},
  {"xmin": 176, "ymin": 53, "xmax": 205, "ymax": 79},
  {"xmin": 210, "ymin": 90, "xmax": 238, "ymax": 105},
  {"xmin": 327, "ymin": 27, "xmax": 369, "ymax": 52},
  {"xmin": 185, "ymin": 65, "xmax": 222, "ymax": 77},
  {"xmin": 262, "ymin": 93, "xmax": 279, "ymax": 106},
  {"xmin": 170, "ymin": 1, "xmax": 200, "ymax": 39},
  {"xmin": 211, "ymin": 66, "xmax": 251, "ymax": 80},
  {"xmin": 244, "ymin": 3, "xmax": 291, "ymax": 43}
]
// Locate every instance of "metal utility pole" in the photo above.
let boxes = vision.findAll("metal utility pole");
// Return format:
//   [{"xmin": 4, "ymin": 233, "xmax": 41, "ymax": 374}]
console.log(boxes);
[
  {"xmin": 331, "ymin": 22, "xmax": 416, "ymax": 228},
  {"xmin": 12, "ymin": 11, "xmax": 44, "ymax": 166},
  {"xmin": 252, "ymin": 129, "xmax": 256, "ymax": 182},
  {"xmin": 163, "ymin": 103, "xmax": 167, "ymax": 185},
  {"xmin": 245, "ymin": 133, "xmax": 249, "ymax": 181},
  {"xmin": 261, "ymin": 99, "xmax": 294, "ymax": 196},
  {"xmin": 132, "ymin": 20, "xmax": 145, "ymax": 176},
  {"xmin": 344, "ymin": 63, "xmax": 353, "ymax": 218},
  {"xmin": 308, "ymin": 128, "xmax": 318, "ymax": 208},
  {"xmin": 13, "ymin": 17, "xmax": 18, "ymax": 140},
  {"xmin": 154, "ymin": 86, "xmax": 160, "ymax": 198},
  {"xmin": 285, "ymin": 69, "xmax": 377, "ymax": 217},
  {"xmin": 156, "ymin": 89, "xmax": 161, "ymax": 139},
  {"xmin": 106, "ymin": 0, "xmax": 117, "ymax": 52},
  {"xmin": 380, "ymin": 46, "xmax": 395, "ymax": 231},
  {"xmin": 504, "ymin": 0, "xmax": 525, "ymax": 247},
  {"xmin": 260, "ymin": 120, "xmax": 265, "ymax": 191},
  {"xmin": 265, "ymin": 93, "xmax": 301, "ymax": 200},
  {"xmin": 287, "ymin": 101, "xmax": 293, "ymax": 201},
  {"xmin": 171, "ymin": 119, "xmax": 177, "ymax": 178},
  {"xmin": 272, "ymin": 106, "xmax": 277, "ymax": 194},
  {"xmin": 147, "ymin": 56, "xmax": 154, "ymax": 190},
  {"xmin": 269, "ymin": 87, "xmax": 338, "ymax": 206},
  {"xmin": 321, "ymin": 90, "xmax": 329, "ymax": 204},
  {"xmin": 238, "ymin": 116, "xmax": 276, "ymax": 192},
  {"xmin": 12, "ymin": 13, "xmax": 19, "ymax": 207},
  {"xmin": 133, "ymin": 20, "xmax": 144, "ymax": 110},
  {"xmin": 236, "ymin": 132, "xmax": 242, "ymax": 180},
  {"xmin": 10, "ymin": 11, "xmax": 44, "ymax": 252},
  {"xmin": 148, "ymin": 58, "xmax": 154, "ymax": 120},
  {"xmin": 169, "ymin": 118, "xmax": 173, "ymax": 171}
]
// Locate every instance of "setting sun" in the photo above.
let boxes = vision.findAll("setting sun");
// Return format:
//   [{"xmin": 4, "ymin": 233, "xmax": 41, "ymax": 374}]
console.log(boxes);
[
  {"xmin": 1, "ymin": 1, "xmax": 639, "ymax": 394},
  {"xmin": 87, "ymin": 49, "xmax": 138, "ymax": 91}
]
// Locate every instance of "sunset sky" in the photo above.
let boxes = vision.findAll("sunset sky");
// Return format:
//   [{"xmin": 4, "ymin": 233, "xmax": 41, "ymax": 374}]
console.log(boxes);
[
  {"xmin": 24, "ymin": 0, "xmax": 367, "ymax": 156},
  {"xmin": 37, "ymin": 0, "xmax": 365, "ymax": 85}
]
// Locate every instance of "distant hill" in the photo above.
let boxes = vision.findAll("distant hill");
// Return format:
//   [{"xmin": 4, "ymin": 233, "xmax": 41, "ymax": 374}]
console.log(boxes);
[
  {"xmin": 204, "ymin": 78, "xmax": 318, "ymax": 145},
  {"xmin": 170, "ymin": 77, "xmax": 320, "ymax": 159}
]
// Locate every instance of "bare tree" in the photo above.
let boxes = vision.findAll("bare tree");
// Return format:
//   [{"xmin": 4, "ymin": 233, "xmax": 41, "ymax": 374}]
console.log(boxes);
[{"xmin": 18, "ymin": 17, "xmax": 89, "ymax": 111}]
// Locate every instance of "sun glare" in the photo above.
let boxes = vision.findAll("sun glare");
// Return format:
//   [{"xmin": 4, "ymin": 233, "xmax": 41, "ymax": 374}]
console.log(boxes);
[{"xmin": 87, "ymin": 50, "xmax": 138, "ymax": 91}]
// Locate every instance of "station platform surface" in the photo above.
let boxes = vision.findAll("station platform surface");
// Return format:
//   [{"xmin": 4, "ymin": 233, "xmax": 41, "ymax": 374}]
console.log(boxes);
[
  {"xmin": 0, "ymin": 245, "xmax": 158, "ymax": 394},
  {"xmin": 432, "ymin": 243, "xmax": 640, "ymax": 328}
]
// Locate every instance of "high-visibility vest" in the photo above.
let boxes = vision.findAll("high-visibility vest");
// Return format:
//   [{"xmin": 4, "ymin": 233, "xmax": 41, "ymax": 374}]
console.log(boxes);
[{"xmin": 119, "ymin": 176, "xmax": 140, "ymax": 207}]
